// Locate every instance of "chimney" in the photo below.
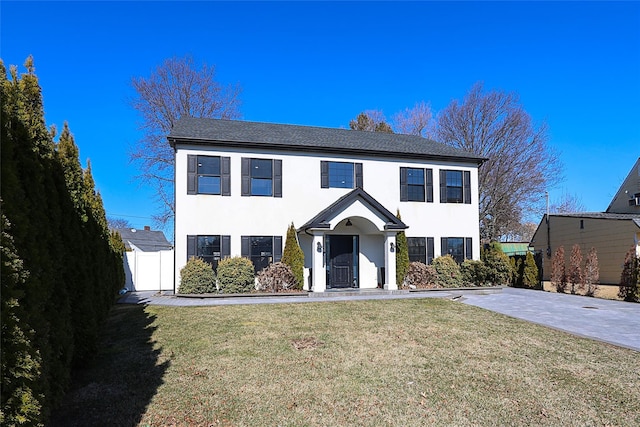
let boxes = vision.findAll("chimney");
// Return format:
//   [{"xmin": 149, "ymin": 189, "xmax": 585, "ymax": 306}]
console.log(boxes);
[{"xmin": 144, "ymin": 225, "xmax": 151, "ymax": 231}]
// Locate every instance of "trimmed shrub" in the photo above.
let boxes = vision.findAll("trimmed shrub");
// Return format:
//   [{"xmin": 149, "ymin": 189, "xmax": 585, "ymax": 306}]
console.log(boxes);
[
  {"xmin": 618, "ymin": 247, "xmax": 639, "ymax": 302},
  {"xmin": 461, "ymin": 259, "xmax": 489, "ymax": 286},
  {"xmin": 521, "ymin": 251, "xmax": 539, "ymax": 289},
  {"xmin": 281, "ymin": 223, "xmax": 304, "ymax": 290},
  {"xmin": 551, "ymin": 246, "xmax": 567, "ymax": 293},
  {"xmin": 179, "ymin": 257, "xmax": 216, "ymax": 294},
  {"xmin": 217, "ymin": 257, "xmax": 256, "ymax": 294},
  {"xmin": 432, "ymin": 255, "xmax": 463, "ymax": 287},
  {"xmin": 584, "ymin": 247, "xmax": 600, "ymax": 297},
  {"xmin": 256, "ymin": 262, "xmax": 297, "ymax": 292},
  {"xmin": 403, "ymin": 262, "xmax": 438, "ymax": 289},
  {"xmin": 481, "ymin": 242, "xmax": 513, "ymax": 285}
]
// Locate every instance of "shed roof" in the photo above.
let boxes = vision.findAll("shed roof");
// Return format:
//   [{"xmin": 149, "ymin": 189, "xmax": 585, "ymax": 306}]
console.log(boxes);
[
  {"xmin": 168, "ymin": 117, "xmax": 486, "ymax": 164},
  {"xmin": 116, "ymin": 228, "xmax": 173, "ymax": 251}
]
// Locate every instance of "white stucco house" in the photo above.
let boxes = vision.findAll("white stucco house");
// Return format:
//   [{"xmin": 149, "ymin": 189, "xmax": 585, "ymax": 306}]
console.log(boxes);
[{"xmin": 168, "ymin": 117, "xmax": 485, "ymax": 293}]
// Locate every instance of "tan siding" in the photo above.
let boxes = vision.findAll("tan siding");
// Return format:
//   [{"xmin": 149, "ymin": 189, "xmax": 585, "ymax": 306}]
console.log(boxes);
[{"xmin": 531, "ymin": 216, "xmax": 640, "ymax": 284}]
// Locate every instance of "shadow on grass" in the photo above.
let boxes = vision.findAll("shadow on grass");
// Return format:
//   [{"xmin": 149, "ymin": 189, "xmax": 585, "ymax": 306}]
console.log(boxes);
[{"xmin": 49, "ymin": 304, "xmax": 169, "ymax": 426}]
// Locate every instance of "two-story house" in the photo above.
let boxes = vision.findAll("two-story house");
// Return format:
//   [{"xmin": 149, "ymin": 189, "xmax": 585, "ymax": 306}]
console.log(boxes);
[{"xmin": 168, "ymin": 117, "xmax": 485, "ymax": 293}]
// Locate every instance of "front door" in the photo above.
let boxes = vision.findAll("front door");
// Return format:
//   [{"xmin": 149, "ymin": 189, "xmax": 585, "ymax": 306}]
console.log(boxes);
[{"xmin": 327, "ymin": 235, "xmax": 358, "ymax": 289}]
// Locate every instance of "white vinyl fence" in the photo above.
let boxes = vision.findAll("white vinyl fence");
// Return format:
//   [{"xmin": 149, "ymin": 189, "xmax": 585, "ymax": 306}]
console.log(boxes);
[{"xmin": 123, "ymin": 250, "xmax": 174, "ymax": 291}]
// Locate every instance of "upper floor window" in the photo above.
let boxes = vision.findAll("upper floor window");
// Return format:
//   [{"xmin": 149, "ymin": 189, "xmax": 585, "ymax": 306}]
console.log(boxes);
[
  {"xmin": 400, "ymin": 167, "xmax": 433, "ymax": 202},
  {"xmin": 441, "ymin": 237, "xmax": 472, "ymax": 264},
  {"xmin": 186, "ymin": 234, "xmax": 230, "ymax": 270},
  {"xmin": 321, "ymin": 161, "xmax": 363, "ymax": 189},
  {"xmin": 241, "ymin": 235, "xmax": 283, "ymax": 273},
  {"xmin": 241, "ymin": 158, "xmax": 282, "ymax": 197},
  {"xmin": 440, "ymin": 169, "xmax": 471, "ymax": 204},
  {"xmin": 187, "ymin": 155, "xmax": 230, "ymax": 195}
]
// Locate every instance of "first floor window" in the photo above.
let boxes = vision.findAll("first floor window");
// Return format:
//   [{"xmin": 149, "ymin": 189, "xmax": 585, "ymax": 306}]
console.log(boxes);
[
  {"xmin": 241, "ymin": 235, "xmax": 283, "ymax": 273},
  {"xmin": 187, "ymin": 235, "xmax": 230, "ymax": 270},
  {"xmin": 407, "ymin": 237, "xmax": 435, "ymax": 264},
  {"xmin": 441, "ymin": 237, "xmax": 473, "ymax": 264}
]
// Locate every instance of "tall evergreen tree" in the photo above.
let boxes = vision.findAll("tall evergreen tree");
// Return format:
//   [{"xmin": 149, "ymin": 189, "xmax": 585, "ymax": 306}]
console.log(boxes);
[
  {"xmin": 395, "ymin": 210, "xmax": 410, "ymax": 287},
  {"xmin": 281, "ymin": 223, "xmax": 304, "ymax": 290}
]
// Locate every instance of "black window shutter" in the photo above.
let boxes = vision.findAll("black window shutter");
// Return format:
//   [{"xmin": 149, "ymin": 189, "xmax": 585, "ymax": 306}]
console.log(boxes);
[
  {"xmin": 221, "ymin": 156, "xmax": 231, "ymax": 196},
  {"xmin": 222, "ymin": 235, "xmax": 231, "ymax": 259},
  {"xmin": 187, "ymin": 155, "xmax": 197, "ymax": 195},
  {"xmin": 440, "ymin": 170, "xmax": 447, "ymax": 203},
  {"xmin": 320, "ymin": 161, "xmax": 329, "ymax": 188},
  {"xmin": 400, "ymin": 167, "xmax": 408, "ymax": 201},
  {"xmin": 441, "ymin": 237, "xmax": 448, "ymax": 258},
  {"xmin": 465, "ymin": 238, "xmax": 472, "ymax": 260},
  {"xmin": 355, "ymin": 163, "xmax": 363, "ymax": 189},
  {"xmin": 241, "ymin": 236, "xmax": 250, "ymax": 258},
  {"xmin": 187, "ymin": 235, "xmax": 196, "ymax": 260},
  {"xmin": 464, "ymin": 171, "xmax": 471, "ymax": 204},
  {"xmin": 273, "ymin": 236, "xmax": 283, "ymax": 262},
  {"xmin": 241, "ymin": 158, "xmax": 250, "ymax": 196},
  {"xmin": 427, "ymin": 237, "xmax": 434, "ymax": 265},
  {"xmin": 273, "ymin": 159, "xmax": 282, "ymax": 198},
  {"xmin": 426, "ymin": 168, "xmax": 433, "ymax": 203}
]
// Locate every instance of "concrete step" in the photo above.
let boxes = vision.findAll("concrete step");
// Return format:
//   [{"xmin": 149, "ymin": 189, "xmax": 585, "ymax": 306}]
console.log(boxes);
[{"xmin": 308, "ymin": 289, "xmax": 408, "ymax": 298}]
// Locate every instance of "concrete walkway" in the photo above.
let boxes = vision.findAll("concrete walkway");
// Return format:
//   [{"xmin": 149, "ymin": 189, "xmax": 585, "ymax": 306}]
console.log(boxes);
[{"xmin": 118, "ymin": 287, "xmax": 640, "ymax": 352}]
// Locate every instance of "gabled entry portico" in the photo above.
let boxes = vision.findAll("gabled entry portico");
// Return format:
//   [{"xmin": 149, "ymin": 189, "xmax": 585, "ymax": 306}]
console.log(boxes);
[{"xmin": 299, "ymin": 188, "xmax": 408, "ymax": 292}]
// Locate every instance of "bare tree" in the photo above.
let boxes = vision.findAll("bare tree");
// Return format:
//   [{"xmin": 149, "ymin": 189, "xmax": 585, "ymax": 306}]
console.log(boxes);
[
  {"xmin": 107, "ymin": 217, "xmax": 133, "ymax": 230},
  {"xmin": 392, "ymin": 101, "xmax": 435, "ymax": 138},
  {"xmin": 584, "ymin": 247, "xmax": 600, "ymax": 297},
  {"xmin": 349, "ymin": 110, "xmax": 393, "ymax": 133},
  {"xmin": 435, "ymin": 82, "xmax": 561, "ymax": 241},
  {"xmin": 550, "ymin": 192, "xmax": 585, "ymax": 213},
  {"xmin": 129, "ymin": 55, "xmax": 242, "ymax": 226}
]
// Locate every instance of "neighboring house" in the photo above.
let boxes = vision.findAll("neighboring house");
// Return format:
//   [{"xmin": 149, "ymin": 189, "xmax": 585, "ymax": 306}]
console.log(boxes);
[
  {"xmin": 168, "ymin": 117, "xmax": 485, "ymax": 292},
  {"xmin": 529, "ymin": 157, "xmax": 640, "ymax": 284},
  {"xmin": 117, "ymin": 226, "xmax": 174, "ymax": 291}
]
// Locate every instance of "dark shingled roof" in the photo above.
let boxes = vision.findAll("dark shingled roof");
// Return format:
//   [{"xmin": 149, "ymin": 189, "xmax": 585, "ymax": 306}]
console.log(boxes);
[
  {"xmin": 546, "ymin": 212, "xmax": 640, "ymax": 229},
  {"xmin": 116, "ymin": 228, "xmax": 173, "ymax": 252},
  {"xmin": 168, "ymin": 117, "xmax": 486, "ymax": 164}
]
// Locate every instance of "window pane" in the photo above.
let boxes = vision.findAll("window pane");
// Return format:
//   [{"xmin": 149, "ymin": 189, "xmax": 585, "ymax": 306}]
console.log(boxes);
[
  {"xmin": 198, "ymin": 176, "xmax": 221, "ymax": 195},
  {"xmin": 198, "ymin": 156, "xmax": 220, "ymax": 175},
  {"xmin": 408, "ymin": 184, "xmax": 425, "ymax": 202},
  {"xmin": 197, "ymin": 235, "xmax": 221, "ymax": 268},
  {"xmin": 407, "ymin": 237, "xmax": 426, "ymax": 263},
  {"xmin": 446, "ymin": 170, "xmax": 462, "ymax": 187},
  {"xmin": 328, "ymin": 162, "xmax": 354, "ymax": 188},
  {"xmin": 445, "ymin": 237, "xmax": 464, "ymax": 263},
  {"xmin": 251, "ymin": 159, "xmax": 272, "ymax": 179},
  {"xmin": 250, "ymin": 236, "xmax": 273, "ymax": 273},
  {"xmin": 407, "ymin": 168, "xmax": 424, "ymax": 185},
  {"xmin": 447, "ymin": 187, "xmax": 463, "ymax": 203},
  {"xmin": 445, "ymin": 170, "xmax": 463, "ymax": 203},
  {"xmin": 251, "ymin": 178, "xmax": 273, "ymax": 196}
]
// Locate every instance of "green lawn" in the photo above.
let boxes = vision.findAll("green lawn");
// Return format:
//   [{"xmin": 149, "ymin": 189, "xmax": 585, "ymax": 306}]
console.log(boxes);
[{"xmin": 51, "ymin": 299, "xmax": 640, "ymax": 426}]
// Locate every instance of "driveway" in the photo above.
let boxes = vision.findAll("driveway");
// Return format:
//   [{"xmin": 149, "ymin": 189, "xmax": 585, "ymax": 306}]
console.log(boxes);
[
  {"xmin": 118, "ymin": 287, "xmax": 640, "ymax": 352},
  {"xmin": 460, "ymin": 287, "xmax": 640, "ymax": 352}
]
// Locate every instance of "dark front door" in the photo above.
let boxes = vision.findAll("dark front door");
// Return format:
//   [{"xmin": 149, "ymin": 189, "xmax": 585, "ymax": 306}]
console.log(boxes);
[{"xmin": 327, "ymin": 235, "xmax": 358, "ymax": 289}]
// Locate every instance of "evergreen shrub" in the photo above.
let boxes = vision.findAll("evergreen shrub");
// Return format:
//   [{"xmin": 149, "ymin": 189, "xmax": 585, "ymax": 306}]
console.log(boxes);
[
  {"xmin": 618, "ymin": 247, "xmax": 640, "ymax": 302},
  {"xmin": 432, "ymin": 255, "xmax": 463, "ymax": 287},
  {"xmin": 402, "ymin": 262, "xmax": 438, "ymax": 289},
  {"xmin": 395, "ymin": 211, "xmax": 410, "ymax": 286},
  {"xmin": 217, "ymin": 257, "xmax": 255, "ymax": 294},
  {"xmin": 521, "ymin": 251, "xmax": 539, "ymax": 289},
  {"xmin": 256, "ymin": 262, "xmax": 297, "ymax": 292},
  {"xmin": 481, "ymin": 242, "xmax": 513, "ymax": 285},
  {"xmin": 281, "ymin": 223, "xmax": 304, "ymax": 290},
  {"xmin": 461, "ymin": 259, "xmax": 488, "ymax": 286},
  {"xmin": 179, "ymin": 257, "xmax": 216, "ymax": 294}
]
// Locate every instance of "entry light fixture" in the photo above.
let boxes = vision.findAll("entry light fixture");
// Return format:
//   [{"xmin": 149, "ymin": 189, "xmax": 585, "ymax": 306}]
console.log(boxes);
[
  {"xmin": 345, "ymin": 218, "xmax": 353, "ymax": 227},
  {"xmin": 317, "ymin": 241, "xmax": 323, "ymax": 252},
  {"xmin": 390, "ymin": 242, "xmax": 395, "ymax": 252}
]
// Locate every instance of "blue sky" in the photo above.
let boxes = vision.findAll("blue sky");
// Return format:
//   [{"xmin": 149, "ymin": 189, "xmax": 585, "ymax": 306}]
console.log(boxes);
[{"xmin": 2, "ymin": 1, "xmax": 639, "ymax": 235}]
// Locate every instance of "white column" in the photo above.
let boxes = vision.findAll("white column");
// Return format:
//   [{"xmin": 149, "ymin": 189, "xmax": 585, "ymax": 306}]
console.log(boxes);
[
  {"xmin": 384, "ymin": 232, "xmax": 397, "ymax": 290},
  {"xmin": 311, "ymin": 232, "xmax": 326, "ymax": 292}
]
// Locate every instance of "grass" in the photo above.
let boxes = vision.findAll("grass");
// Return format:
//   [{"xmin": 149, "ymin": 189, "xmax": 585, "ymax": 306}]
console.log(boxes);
[{"xmin": 51, "ymin": 298, "xmax": 640, "ymax": 426}]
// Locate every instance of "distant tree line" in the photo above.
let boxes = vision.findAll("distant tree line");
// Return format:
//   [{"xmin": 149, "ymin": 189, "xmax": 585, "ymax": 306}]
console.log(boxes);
[{"xmin": 1, "ymin": 57, "xmax": 125, "ymax": 425}]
